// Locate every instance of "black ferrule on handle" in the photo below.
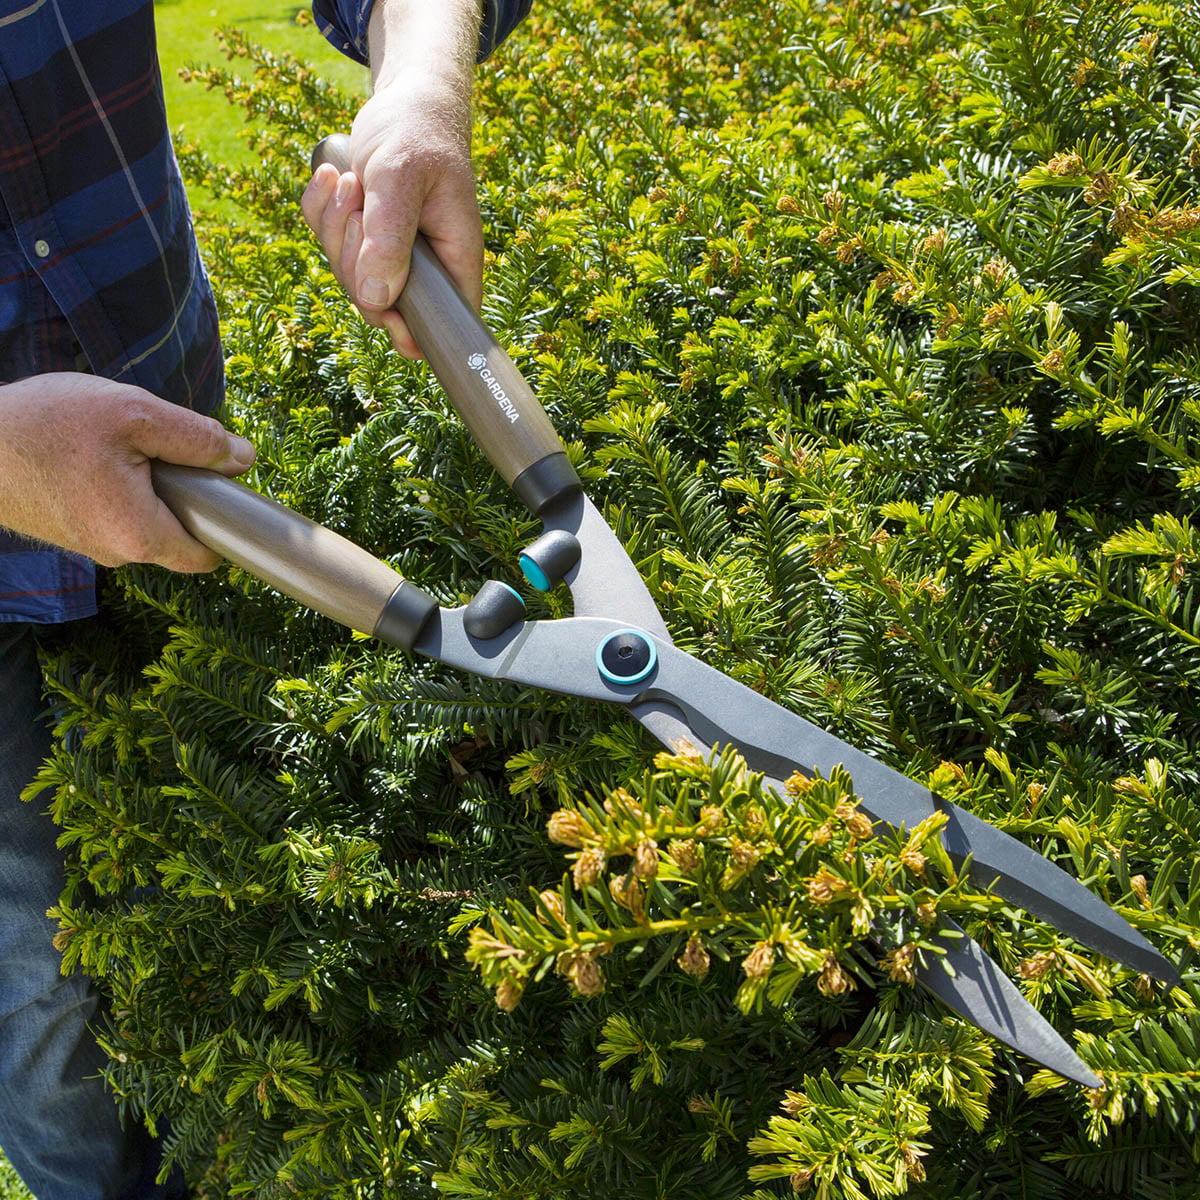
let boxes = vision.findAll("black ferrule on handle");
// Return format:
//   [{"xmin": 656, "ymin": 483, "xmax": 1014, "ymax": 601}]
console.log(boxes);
[{"xmin": 374, "ymin": 581, "xmax": 439, "ymax": 650}]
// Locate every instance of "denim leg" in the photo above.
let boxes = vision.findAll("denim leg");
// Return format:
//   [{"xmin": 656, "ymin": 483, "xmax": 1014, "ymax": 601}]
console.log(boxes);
[{"xmin": 0, "ymin": 622, "xmax": 184, "ymax": 1200}]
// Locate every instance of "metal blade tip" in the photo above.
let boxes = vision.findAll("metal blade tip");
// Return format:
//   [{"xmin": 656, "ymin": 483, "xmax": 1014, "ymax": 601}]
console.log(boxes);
[
  {"xmin": 1152, "ymin": 960, "xmax": 1185, "ymax": 990},
  {"xmin": 1054, "ymin": 1061, "xmax": 1103, "ymax": 1090}
]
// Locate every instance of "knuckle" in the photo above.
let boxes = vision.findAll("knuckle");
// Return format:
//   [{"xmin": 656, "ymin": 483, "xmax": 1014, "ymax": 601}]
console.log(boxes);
[
  {"xmin": 363, "ymin": 154, "xmax": 425, "ymax": 205},
  {"xmin": 113, "ymin": 393, "xmax": 155, "ymax": 442},
  {"xmin": 363, "ymin": 229, "xmax": 411, "ymax": 260},
  {"xmin": 92, "ymin": 548, "xmax": 127, "ymax": 569},
  {"xmin": 167, "ymin": 539, "xmax": 219, "ymax": 574},
  {"xmin": 300, "ymin": 192, "xmax": 320, "ymax": 231},
  {"xmin": 384, "ymin": 140, "xmax": 460, "ymax": 175},
  {"xmin": 365, "ymin": 147, "xmax": 416, "ymax": 180},
  {"xmin": 191, "ymin": 414, "xmax": 228, "ymax": 460}
]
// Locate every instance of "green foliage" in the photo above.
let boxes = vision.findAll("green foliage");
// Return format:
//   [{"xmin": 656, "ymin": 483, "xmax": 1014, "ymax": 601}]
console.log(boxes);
[
  {"xmin": 27, "ymin": 1, "xmax": 1200, "ymax": 1196},
  {"xmin": 0, "ymin": 1153, "xmax": 31, "ymax": 1200},
  {"xmin": 156, "ymin": 2, "xmax": 365, "ymax": 190},
  {"xmin": 466, "ymin": 748, "xmax": 972, "ymax": 1019}
]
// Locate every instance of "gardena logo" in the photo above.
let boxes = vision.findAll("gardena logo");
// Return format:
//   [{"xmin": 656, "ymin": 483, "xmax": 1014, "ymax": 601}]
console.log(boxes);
[{"xmin": 467, "ymin": 352, "xmax": 521, "ymax": 423}]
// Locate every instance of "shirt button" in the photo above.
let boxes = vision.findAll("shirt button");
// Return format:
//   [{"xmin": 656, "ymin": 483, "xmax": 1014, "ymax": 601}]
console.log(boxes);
[{"xmin": 33, "ymin": 239, "xmax": 50, "ymax": 259}]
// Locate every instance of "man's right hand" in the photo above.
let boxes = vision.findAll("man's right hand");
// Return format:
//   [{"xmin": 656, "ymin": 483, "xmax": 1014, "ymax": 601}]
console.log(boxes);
[
  {"xmin": 300, "ymin": 0, "xmax": 484, "ymax": 362},
  {"xmin": 0, "ymin": 373, "xmax": 256, "ymax": 573}
]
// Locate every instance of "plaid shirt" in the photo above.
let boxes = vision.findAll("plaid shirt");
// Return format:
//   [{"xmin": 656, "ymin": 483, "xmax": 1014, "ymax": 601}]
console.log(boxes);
[
  {"xmin": 314, "ymin": 0, "xmax": 534, "ymax": 65},
  {"xmin": 0, "ymin": 0, "xmax": 530, "ymax": 626}
]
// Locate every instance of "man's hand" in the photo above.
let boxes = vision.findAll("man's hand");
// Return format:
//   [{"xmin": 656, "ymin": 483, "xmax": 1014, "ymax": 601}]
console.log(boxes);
[
  {"xmin": 0, "ymin": 374, "xmax": 256, "ymax": 572},
  {"xmin": 301, "ymin": 0, "xmax": 483, "ymax": 360}
]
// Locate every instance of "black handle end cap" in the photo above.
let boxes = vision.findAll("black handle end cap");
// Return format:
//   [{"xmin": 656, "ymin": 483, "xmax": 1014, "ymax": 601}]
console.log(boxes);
[
  {"xmin": 463, "ymin": 580, "xmax": 526, "ymax": 640},
  {"xmin": 511, "ymin": 452, "xmax": 581, "ymax": 515},
  {"xmin": 311, "ymin": 133, "xmax": 352, "ymax": 176}
]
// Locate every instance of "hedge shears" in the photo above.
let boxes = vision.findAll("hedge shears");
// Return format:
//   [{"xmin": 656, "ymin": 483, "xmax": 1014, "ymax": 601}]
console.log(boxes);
[{"xmin": 150, "ymin": 136, "xmax": 1179, "ymax": 1089}]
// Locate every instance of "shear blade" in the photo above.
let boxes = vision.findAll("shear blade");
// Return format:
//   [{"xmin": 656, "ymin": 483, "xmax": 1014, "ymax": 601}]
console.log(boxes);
[
  {"xmin": 916, "ymin": 922, "xmax": 1102, "ymax": 1088},
  {"xmin": 646, "ymin": 643, "xmax": 1178, "ymax": 983},
  {"xmin": 939, "ymin": 802, "xmax": 1180, "ymax": 985},
  {"xmin": 631, "ymin": 701, "xmax": 1100, "ymax": 1083},
  {"xmin": 540, "ymin": 493, "xmax": 671, "ymax": 639},
  {"xmin": 416, "ymin": 613, "xmax": 1176, "ymax": 997},
  {"xmin": 538, "ymin": 509, "xmax": 1174, "ymax": 981}
]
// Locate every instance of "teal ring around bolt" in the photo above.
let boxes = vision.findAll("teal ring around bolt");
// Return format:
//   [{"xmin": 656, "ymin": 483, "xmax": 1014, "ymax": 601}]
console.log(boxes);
[
  {"xmin": 595, "ymin": 629, "xmax": 657, "ymax": 686},
  {"xmin": 519, "ymin": 554, "xmax": 552, "ymax": 592},
  {"xmin": 499, "ymin": 582, "xmax": 525, "ymax": 606}
]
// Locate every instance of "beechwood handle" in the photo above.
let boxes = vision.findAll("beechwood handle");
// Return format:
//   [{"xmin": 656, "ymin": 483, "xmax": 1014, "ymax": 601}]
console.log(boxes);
[
  {"xmin": 311, "ymin": 134, "xmax": 581, "ymax": 515},
  {"xmin": 150, "ymin": 462, "xmax": 437, "ymax": 650}
]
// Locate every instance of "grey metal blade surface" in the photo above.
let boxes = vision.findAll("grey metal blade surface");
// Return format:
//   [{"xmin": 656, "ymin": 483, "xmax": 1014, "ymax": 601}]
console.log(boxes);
[
  {"xmin": 938, "ymin": 802, "xmax": 1180, "ymax": 986},
  {"xmin": 413, "ymin": 613, "xmax": 1176, "ymax": 981},
  {"xmin": 415, "ymin": 602, "xmax": 1135, "ymax": 1075},
  {"xmin": 540, "ymin": 492, "xmax": 671, "ymax": 640},
  {"xmin": 641, "ymin": 645, "xmax": 1178, "ymax": 984},
  {"xmin": 915, "ymin": 922, "xmax": 1102, "ymax": 1088},
  {"xmin": 629, "ymin": 699, "xmax": 1100, "ymax": 1082}
]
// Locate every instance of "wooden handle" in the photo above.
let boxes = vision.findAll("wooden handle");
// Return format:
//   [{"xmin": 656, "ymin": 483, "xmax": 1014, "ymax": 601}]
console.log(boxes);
[
  {"xmin": 312, "ymin": 134, "xmax": 580, "ymax": 513},
  {"xmin": 150, "ymin": 462, "xmax": 436, "ymax": 648}
]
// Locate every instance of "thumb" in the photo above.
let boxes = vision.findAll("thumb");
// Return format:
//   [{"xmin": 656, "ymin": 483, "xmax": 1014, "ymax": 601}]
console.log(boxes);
[{"xmin": 121, "ymin": 394, "xmax": 256, "ymax": 477}]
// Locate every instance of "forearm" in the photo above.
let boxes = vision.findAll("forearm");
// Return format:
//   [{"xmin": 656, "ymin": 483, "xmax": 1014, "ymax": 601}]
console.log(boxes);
[{"xmin": 367, "ymin": 0, "xmax": 482, "ymax": 113}]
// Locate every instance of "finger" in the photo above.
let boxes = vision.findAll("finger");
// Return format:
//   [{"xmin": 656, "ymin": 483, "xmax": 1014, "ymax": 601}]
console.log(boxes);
[
  {"xmin": 313, "ymin": 171, "xmax": 363, "ymax": 290},
  {"xmin": 341, "ymin": 213, "xmax": 424, "ymax": 357},
  {"xmin": 98, "ymin": 470, "xmax": 224, "ymax": 575},
  {"xmin": 378, "ymin": 309, "xmax": 424, "ymax": 360},
  {"xmin": 300, "ymin": 162, "xmax": 339, "ymax": 236},
  {"xmin": 146, "ymin": 508, "xmax": 225, "ymax": 574},
  {"xmin": 141, "ymin": 497, "xmax": 225, "ymax": 574},
  {"xmin": 327, "ymin": 171, "xmax": 364, "ymax": 250},
  {"xmin": 94, "ymin": 536, "xmax": 222, "ymax": 574},
  {"xmin": 356, "ymin": 160, "xmax": 421, "ymax": 311},
  {"xmin": 340, "ymin": 212, "xmax": 365, "ymax": 304},
  {"xmin": 119, "ymin": 393, "xmax": 255, "ymax": 477},
  {"xmin": 355, "ymin": 295, "xmax": 423, "ymax": 360},
  {"xmin": 420, "ymin": 184, "xmax": 485, "ymax": 314}
]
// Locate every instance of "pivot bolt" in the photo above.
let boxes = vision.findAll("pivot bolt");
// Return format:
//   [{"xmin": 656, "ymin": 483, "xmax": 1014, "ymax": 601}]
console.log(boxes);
[{"xmin": 596, "ymin": 629, "xmax": 657, "ymax": 686}]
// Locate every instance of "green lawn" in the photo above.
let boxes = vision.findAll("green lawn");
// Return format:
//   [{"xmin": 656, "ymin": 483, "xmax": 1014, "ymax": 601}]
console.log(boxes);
[
  {"xmin": 0, "ymin": 11, "xmax": 365, "ymax": 1198},
  {"xmin": 156, "ymin": 0, "xmax": 368, "ymax": 172}
]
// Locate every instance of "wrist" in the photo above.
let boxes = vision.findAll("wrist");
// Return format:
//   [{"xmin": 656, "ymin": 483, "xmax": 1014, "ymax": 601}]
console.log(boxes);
[{"xmin": 364, "ymin": 75, "xmax": 474, "ymax": 146}]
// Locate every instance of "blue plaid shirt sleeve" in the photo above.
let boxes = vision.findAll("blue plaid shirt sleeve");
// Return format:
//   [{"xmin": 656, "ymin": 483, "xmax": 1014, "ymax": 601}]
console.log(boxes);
[
  {"xmin": 313, "ymin": 0, "xmax": 533, "ymax": 64},
  {"xmin": 0, "ymin": 0, "xmax": 224, "ymax": 626}
]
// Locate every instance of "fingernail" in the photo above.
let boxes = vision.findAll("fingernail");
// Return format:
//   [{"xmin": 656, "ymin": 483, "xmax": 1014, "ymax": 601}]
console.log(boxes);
[
  {"xmin": 359, "ymin": 277, "xmax": 389, "ymax": 308},
  {"xmin": 230, "ymin": 435, "xmax": 256, "ymax": 466}
]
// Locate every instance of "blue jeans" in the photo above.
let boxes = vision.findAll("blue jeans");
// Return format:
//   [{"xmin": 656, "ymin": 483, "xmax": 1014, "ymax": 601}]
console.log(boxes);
[{"xmin": 0, "ymin": 622, "xmax": 184, "ymax": 1200}]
